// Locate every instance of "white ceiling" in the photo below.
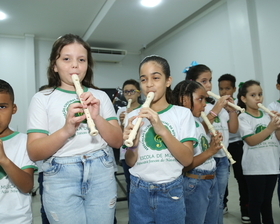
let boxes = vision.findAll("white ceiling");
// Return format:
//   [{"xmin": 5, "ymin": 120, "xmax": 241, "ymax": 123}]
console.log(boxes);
[{"xmin": 0, "ymin": 0, "xmax": 219, "ymax": 54}]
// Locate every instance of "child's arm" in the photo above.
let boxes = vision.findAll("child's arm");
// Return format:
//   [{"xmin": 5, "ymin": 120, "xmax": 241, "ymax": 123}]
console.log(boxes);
[
  {"xmin": 184, "ymin": 132, "xmax": 223, "ymax": 171},
  {"xmin": 225, "ymin": 97, "xmax": 238, "ymax": 134},
  {"xmin": 140, "ymin": 108, "xmax": 193, "ymax": 167},
  {"xmin": 0, "ymin": 140, "xmax": 34, "ymax": 193},
  {"xmin": 244, "ymin": 116, "xmax": 280, "ymax": 146},
  {"xmin": 275, "ymin": 129, "xmax": 280, "ymax": 140},
  {"xmin": 202, "ymin": 95, "xmax": 230, "ymax": 133}
]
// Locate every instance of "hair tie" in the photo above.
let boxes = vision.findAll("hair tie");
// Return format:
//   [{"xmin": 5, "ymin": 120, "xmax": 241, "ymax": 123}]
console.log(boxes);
[
  {"xmin": 238, "ymin": 82, "xmax": 244, "ymax": 88},
  {"xmin": 182, "ymin": 61, "xmax": 198, "ymax": 73}
]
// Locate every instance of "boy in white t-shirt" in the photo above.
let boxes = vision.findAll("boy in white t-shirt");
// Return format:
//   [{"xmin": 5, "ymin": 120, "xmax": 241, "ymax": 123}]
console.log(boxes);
[
  {"xmin": 0, "ymin": 79, "xmax": 37, "ymax": 223},
  {"xmin": 218, "ymin": 74, "xmax": 250, "ymax": 223},
  {"xmin": 116, "ymin": 79, "xmax": 141, "ymax": 206}
]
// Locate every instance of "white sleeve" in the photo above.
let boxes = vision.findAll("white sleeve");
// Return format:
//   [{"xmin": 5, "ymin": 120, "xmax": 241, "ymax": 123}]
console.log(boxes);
[
  {"xmin": 180, "ymin": 109, "xmax": 197, "ymax": 144},
  {"xmin": 238, "ymin": 114, "xmax": 254, "ymax": 139},
  {"xmin": 27, "ymin": 92, "xmax": 48, "ymax": 134},
  {"xmin": 267, "ymin": 102, "xmax": 276, "ymax": 112}
]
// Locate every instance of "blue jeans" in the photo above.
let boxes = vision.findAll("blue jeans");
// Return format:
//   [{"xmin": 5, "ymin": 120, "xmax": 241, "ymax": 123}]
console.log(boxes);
[
  {"xmin": 184, "ymin": 169, "xmax": 219, "ymax": 224},
  {"xmin": 42, "ymin": 148, "xmax": 117, "ymax": 224},
  {"xmin": 214, "ymin": 157, "xmax": 229, "ymax": 224},
  {"xmin": 129, "ymin": 175, "xmax": 185, "ymax": 224}
]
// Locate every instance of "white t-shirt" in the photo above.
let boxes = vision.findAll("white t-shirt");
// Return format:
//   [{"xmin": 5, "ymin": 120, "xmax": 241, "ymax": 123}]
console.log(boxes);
[
  {"xmin": 27, "ymin": 87, "xmax": 118, "ymax": 157},
  {"xmin": 192, "ymin": 119, "xmax": 216, "ymax": 171},
  {"xmin": 116, "ymin": 105, "xmax": 141, "ymax": 160},
  {"xmin": 203, "ymin": 103, "xmax": 229, "ymax": 158},
  {"xmin": 128, "ymin": 105, "xmax": 197, "ymax": 184},
  {"xmin": 238, "ymin": 111, "xmax": 280, "ymax": 175},
  {"xmin": 267, "ymin": 100, "xmax": 280, "ymax": 113},
  {"xmin": 0, "ymin": 132, "xmax": 37, "ymax": 223}
]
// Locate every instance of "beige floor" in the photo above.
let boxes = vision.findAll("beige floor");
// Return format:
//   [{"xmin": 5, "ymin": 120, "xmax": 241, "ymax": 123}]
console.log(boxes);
[{"xmin": 31, "ymin": 166, "xmax": 280, "ymax": 224}]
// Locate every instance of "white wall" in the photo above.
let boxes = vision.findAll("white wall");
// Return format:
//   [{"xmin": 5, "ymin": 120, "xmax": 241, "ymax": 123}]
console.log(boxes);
[
  {"xmin": 143, "ymin": 0, "xmax": 280, "ymax": 105},
  {"xmin": 34, "ymin": 39, "xmax": 53, "ymax": 88},
  {"xmin": 255, "ymin": 0, "xmax": 280, "ymax": 103},
  {"xmin": 93, "ymin": 54, "xmax": 141, "ymax": 89},
  {"xmin": 0, "ymin": 36, "xmax": 30, "ymax": 132},
  {"xmin": 143, "ymin": 2, "xmax": 234, "ymax": 94}
]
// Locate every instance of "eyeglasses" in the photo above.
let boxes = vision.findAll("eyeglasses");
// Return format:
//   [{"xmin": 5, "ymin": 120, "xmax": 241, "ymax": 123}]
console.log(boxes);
[{"xmin": 123, "ymin": 89, "xmax": 140, "ymax": 95}]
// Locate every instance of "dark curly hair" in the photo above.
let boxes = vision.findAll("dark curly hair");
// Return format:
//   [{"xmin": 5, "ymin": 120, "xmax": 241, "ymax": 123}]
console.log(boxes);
[{"xmin": 173, "ymin": 80, "xmax": 203, "ymax": 111}]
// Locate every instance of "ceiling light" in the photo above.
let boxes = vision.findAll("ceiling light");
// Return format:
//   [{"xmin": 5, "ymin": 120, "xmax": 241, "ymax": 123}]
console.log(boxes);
[
  {"xmin": 0, "ymin": 11, "xmax": 7, "ymax": 20},
  {"xmin": 141, "ymin": 0, "xmax": 162, "ymax": 8}
]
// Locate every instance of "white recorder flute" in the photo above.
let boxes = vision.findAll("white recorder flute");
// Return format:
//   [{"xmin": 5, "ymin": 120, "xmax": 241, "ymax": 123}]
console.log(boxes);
[
  {"xmin": 124, "ymin": 92, "xmax": 155, "ymax": 147},
  {"xmin": 207, "ymin": 91, "xmax": 245, "ymax": 113},
  {"xmin": 257, "ymin": 103, "xmax": 276, "ymax": 117},
  {"xmin": 71, "ymin": 74, "xmax": 99, "ymax": 136},
  {"xmin": 201, "ymin": 111, "xmax": 236, "ymax": 165},
  {"xmin": 122, "ymin": 99, "xmax": 132, "ymax": 126}
]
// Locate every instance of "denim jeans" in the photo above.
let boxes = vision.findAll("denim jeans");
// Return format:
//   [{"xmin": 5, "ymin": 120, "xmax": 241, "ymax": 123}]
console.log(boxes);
[
  {"xmin": 184, "ymin": 169, "xmax": 219, "ymax": 224},
  {"xmin": 129, "ymin": 175, "xmax": 185, "ymax": 224},
  {"xmin": 42, "ymin": 148, "xmax": 117, "ymax": 224},
  {"xmin": 214, "ymin": 157, "xmax": 229, "ymax": 224}
]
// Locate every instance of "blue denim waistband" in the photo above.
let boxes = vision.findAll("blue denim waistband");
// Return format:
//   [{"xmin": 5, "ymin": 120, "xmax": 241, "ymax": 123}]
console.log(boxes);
[
  {"xmin": 188, "ymin": 168, "xmax": 216, "ymax": 175},
  {"xmin": 130, "ymin": 175, "xmax": 183, "ymax": 191},
  {"xmin": 45, "ymin": 147, "xmax": 109, "ymax": 164}
]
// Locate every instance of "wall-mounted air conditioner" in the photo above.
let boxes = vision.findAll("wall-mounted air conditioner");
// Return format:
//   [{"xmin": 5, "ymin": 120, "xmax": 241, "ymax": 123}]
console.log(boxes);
[{"xmin": 91, "ymin": 47, "xmax": 127, "ymax": 63}]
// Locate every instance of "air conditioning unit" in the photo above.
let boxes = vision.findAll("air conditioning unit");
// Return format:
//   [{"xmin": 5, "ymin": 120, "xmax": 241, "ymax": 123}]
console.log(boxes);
[{"xmin": 91, "ymin": 47, "xmax": 127, "ymax": 63}]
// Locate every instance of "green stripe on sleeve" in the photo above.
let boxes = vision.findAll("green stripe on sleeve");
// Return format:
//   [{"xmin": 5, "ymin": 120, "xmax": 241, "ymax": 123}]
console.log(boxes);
[
  {"xmin": 27, "ymin": 129, "xmax": 49, "ymax": 135},
  {"xmin": 242, "ymin": 134, "xmax": 254, "ymax": 140},
  {"xmin": 181, "ymin": 137, "xmax": 198, "ymax": 145},
  {"xmin": 106, "ymin": 117, "xmax": 118, "ymax": 121},
  {"xmin": 22, "ymin": 165, "xmax": 38, "ymax": 172}
]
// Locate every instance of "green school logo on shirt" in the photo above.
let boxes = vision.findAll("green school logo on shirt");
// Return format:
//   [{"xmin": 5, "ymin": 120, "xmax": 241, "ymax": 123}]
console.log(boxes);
[
  {"xmin": 201, "ymin": 136, "xmax": 209, "ymax": 152},
  {"xmin": 142, "ymin": 121, "xmax": 175, "ymax": 151},
  {"xmin": 145, "ymin": 128, "xmax": 167, "ymax": 150},
  {"xmin": 63, "ymin": 99, "xmax": 87, "ymax": 124},
  {"xmin": 255, "ymin": 125, "xmax": 270, "ymax": 140},
  {"xmin": 0, "ymin": 166, "xmax": 7, "ymax": 180},
  {"xmin": 213, "ymin": 116, "xmax": 220, "ymax": 123}
]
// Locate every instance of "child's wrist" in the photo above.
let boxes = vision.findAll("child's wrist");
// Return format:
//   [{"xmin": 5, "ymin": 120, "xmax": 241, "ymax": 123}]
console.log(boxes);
[
  {"xmin": 227, "ymin": 110, "xmax": 237, "ymax": 114},
  {"xmin": 126, "ymin": 146, "xmax": 138, "ymax": 152},
  {"xmin": 209, "ymin": 110, "xmax": 218, "ymax": 117}
]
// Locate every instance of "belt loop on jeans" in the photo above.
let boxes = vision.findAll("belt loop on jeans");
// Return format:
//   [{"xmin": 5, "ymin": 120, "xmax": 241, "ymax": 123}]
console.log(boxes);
[{"xmin": 185, "ymin": 172, "xmax": 215, "ymax": 180}]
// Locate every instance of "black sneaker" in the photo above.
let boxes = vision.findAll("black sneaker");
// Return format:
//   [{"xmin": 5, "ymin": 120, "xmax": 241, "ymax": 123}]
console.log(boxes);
[{"xmin": 241, "ymin": 216, "xmax": 251, "ymax": 223}]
